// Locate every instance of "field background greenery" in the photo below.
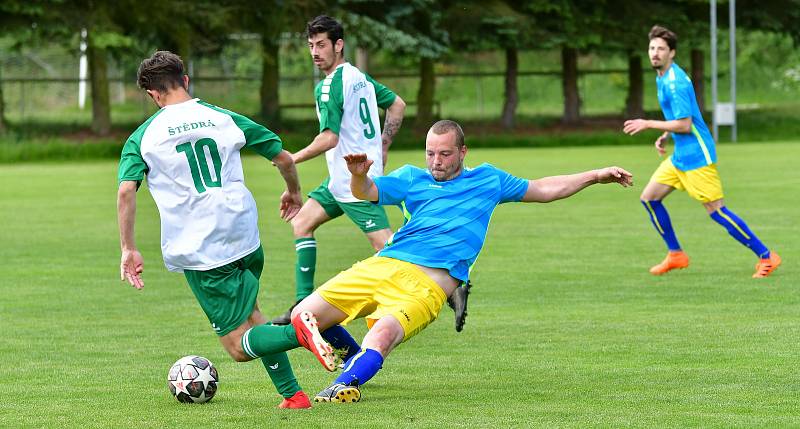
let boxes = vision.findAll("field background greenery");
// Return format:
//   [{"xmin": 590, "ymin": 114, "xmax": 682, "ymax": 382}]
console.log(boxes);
[{"xmin": 1, "ymin": 142, "xmax": 797, "ymax": 428}]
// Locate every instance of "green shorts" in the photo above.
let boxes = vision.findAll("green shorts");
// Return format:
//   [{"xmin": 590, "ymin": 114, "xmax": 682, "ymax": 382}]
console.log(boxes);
[
  {"xmin": 308, "ymin": 177, "xmax": 390, "ymax": 233},
  {"xmin": 183, "ymin": 246, "xmax": 264, "ymax": 337}
]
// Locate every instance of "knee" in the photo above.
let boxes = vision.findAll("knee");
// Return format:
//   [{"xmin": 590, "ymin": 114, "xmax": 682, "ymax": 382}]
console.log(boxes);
[
  {"xmin": 369, "ymin": 240, "xmax": 384, "ymax": 252},
  {"xmin": 225, "ymin": 345, "xmax": 251, "ymax": 362},
  {"xmin": 363, "ymin": 325, "xmax": 403, "ymax": 356},
  {"xmin": 291, "ymin": 216, "xmax": 314, "ymax": 238},
  {"xmin": 368, "ymin": 230, "xmax": 392, "ymax": 251},
  {"xmin": 640, "ymin": 191, "xmax": 658, "ymax": 202},
  {"xmin": 221, "ymin": 334, "xmax": 253, "ymax": 362}
]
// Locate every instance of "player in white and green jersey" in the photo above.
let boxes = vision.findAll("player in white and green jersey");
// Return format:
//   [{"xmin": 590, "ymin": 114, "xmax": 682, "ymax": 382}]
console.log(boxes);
[
  {"xmin": 269, "ymin": 15, "xmax": 407, "ymax": 327},
  {"xmin": 117, "ymin": 51, "xmax": 313, "ymax": 409}
]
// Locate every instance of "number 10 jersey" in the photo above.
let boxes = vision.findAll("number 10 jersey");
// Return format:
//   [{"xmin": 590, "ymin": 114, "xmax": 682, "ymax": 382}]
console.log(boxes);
[{"xmin": 118, "ymin": 98, "xmax": 283, "ymax": 272}]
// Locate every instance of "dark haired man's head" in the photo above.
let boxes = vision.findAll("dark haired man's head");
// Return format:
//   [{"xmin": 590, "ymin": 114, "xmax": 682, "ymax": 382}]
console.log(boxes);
[
  {"xmin": 648, "ymin": 25, "xmax": 677, "ymax": 50},
  {"xmin": 648, "ymin": 25, "xmax": 677, "ymax": 73},
  {"xmin": 306, "ymin": 15, "xmax": 344, "ymax": 44},
  {"xmin": 306, "ymin": 15, "xmax": 345, "ymax": 74},
  {"xmin": 137, "ymin": 51, "xmax": 186, "ymax": 93}
]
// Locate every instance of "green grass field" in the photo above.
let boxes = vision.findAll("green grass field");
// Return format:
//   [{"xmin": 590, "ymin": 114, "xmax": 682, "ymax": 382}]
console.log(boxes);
[{"xmin": 1, "ymin": 142, "xmax": 798, "ymax": 428}]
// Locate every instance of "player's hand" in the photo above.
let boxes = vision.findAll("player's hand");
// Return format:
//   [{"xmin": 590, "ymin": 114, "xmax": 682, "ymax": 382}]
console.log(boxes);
[
  {"xmin": 280, "ymin": 190, "xmax": 302, "ymax": 221},
  {"xmin": 654, "ymin": 133, "xmax": 669, "ymax": 156},
  {"xmin": 344, "ymin": 153, "xmax": 373, "ymax": 177},
  {"xmin": 596, "ymin": 167, "xmax": 633, "ymax": 187},
  {"xmin": 120, "ymin": 249, "xmax": 144, "ymax": 290},
  {"xmin": 623, "ymin": 119, "xmax": 650, "ymax": 135}
]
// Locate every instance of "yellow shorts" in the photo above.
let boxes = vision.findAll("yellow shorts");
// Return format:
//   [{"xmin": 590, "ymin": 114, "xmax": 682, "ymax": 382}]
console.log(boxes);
[
  {"xmin": 317, "ymin": 256, "xmax": 447, "ymax": 342},
  {"xmin": 650, "ymin": 158, "xmax": 724, "ymax": 203}
]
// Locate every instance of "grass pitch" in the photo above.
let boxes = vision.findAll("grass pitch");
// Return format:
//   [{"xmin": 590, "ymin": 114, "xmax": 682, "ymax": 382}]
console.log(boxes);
[{"xmin": 1, "ymin": 142, "xmax": 797, "ymax": 428}]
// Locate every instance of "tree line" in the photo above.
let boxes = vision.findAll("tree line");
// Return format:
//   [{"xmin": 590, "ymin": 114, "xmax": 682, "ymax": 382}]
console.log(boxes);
[{"xmin": 1, "ymin": 0, "xmax": 798, "ymax": 136}]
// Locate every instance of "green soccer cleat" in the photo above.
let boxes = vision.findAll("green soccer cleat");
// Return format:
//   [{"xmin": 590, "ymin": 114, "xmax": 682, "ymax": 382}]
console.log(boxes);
[{"xmin": 313, "ymin": 383, "xmax": 361, "ymax": 403}]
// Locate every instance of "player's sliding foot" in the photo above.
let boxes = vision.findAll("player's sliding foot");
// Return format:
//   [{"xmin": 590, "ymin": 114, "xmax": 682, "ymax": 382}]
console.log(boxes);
[
  {"xmin": 270, "ymin": 300, "xmax": 301, "ymax": 325},
  {"xmin": 649, "ymin": 250, "xmax": 689, "ymax": 275},
  {"xmin": 447, "ymin": 280, "xmax": 472, "ymax": 332},
  {"xmin": 278, "ymin": 390, "xmax": 312, "ymax": 409},
  {"xmin": 291, "ymin": 311, "xmax": 336, "ymax": 371},
  {"xmin": 313, "ymin": 383, "xmax": 361, "ymax": 403},
  {"xmin": 753, "ymin": 252, "xmax": 782, "ymax": 278}
]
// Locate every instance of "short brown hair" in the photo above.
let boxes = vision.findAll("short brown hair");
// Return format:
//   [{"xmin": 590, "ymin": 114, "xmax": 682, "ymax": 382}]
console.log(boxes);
[
  {"xmin": 137, "ymin": 51, "xmax": 185, "ymax": 92},
  {"xmin": 430, "ymin": 120, "xmax": 465, "ymax": 149},
  {"xmin": 649, "ymin": 25, "xmax": 677, "ymax": 51}
]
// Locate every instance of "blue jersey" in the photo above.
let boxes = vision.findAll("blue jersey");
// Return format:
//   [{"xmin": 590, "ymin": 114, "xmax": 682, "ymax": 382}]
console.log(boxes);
[
  {"xmin": 656, "ymin": 63, "xmax": 716, "ymax": 171},
  {"xmin": 374, "ymin": 163, "xmax": 529, "ymax": 282}
]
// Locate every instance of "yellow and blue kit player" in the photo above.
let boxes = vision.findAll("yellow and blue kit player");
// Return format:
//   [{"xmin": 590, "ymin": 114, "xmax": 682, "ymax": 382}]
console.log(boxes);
[
  {"xmin": 624, "ymin": 25, "xmax": 780, "ymax": 278},
  {"xmin": 235, "ymin": 120, "xmax": 634, "ymax": 403}
]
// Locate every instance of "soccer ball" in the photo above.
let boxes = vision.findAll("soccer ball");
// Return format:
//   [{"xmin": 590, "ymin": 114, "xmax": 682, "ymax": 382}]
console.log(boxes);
[{"xmin": 167, "ymin": 355, "xmax": 219, "ymax": 403}]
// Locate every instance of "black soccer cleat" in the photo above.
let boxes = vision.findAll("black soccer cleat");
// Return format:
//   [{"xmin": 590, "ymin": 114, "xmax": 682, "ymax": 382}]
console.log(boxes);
[
  {"xmin": 447, "ymin": 280, "xmax": 472, "ymax": 332},
  {"xmin": 313, "ymin": 382, "xmax": 361, "ymax": 403},
  {"xmin": 270, "ymin": 300, "xmax": 301, "ymax": 325}
]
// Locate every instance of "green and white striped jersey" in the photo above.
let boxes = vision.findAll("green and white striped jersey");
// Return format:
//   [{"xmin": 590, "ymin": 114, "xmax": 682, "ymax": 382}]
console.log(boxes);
[
  {"xmin": 315, "ymin": 62, "xmax": 396, "ymax": 202},
  {"xmin": 118, "ymin": 98, "xmax": 282, "ymax": 272}
]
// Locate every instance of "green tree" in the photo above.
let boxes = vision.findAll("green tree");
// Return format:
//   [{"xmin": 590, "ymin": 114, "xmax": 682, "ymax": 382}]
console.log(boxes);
[
  {"xmin": 444, "ymin": 0, "xmax": 537, "ymax": 129},
  {"xmin": 340, "ymin": 0, "xmax": 450, "ymax": 129},
  {"xmin": 600, "ymin": 0, "xmax": 689, "ymax": 117},
  {"xmin": 527, "ymin": 0, "xmax": 606, "ymax": 125},
  {"xmin": 227, "ymin": 0, "xmax": 321, "ymax": 126},
  {"xmin": 0, "ymin": 2, "xmax": 46, "ymax": 134}
]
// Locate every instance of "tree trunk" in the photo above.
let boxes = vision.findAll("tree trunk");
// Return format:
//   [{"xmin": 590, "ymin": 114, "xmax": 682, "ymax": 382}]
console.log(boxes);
[
  {"xmin": 415, "ymin": 57, "xmax": 436, "ymax": 128},
  {"xmin": 356, "ymin": 47, "xmax": 369, "ymax": 72},
  {"xmin": 501, "ymin": 47, "xmax": 518, "ymax": 130},
  {"xmin": 625, "ymin": 54, "xmax": 644, "ymax": 118},
  {"xmin": 561, "ymin": 47, "xmax": 580, "ymax": 125},
  {"xmin": 0, "ymin": 66, "xmax": 7, "ymax": 134},
  {"xmin": 691, "ymin": 48, "xmax": 705, "ymax": 112},
  {"xmin": 260, "ymin": 33, "xmax": 280, "ymax": 126},
  {"xmin": 87, "ymin": 31, "xmax": 111, "ymax": 135},
  {"xmin": 174, "ymin": 29, "xmax": 193, "ymax": 95}
]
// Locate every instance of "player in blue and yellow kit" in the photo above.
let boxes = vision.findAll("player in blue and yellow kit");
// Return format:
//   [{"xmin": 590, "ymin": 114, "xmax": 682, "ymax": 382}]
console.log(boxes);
[
  {"xmin": 233, "ymin": 120, "xmax": 634, "ymax": 403},
  {"xmin": 624, "ymin": 25, "xmax": 781, "ymax": 278}
]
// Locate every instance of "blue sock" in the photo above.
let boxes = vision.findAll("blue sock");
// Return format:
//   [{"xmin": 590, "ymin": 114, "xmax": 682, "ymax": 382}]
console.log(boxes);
[
  {"xmin": 321, "ymin": 325, "xmax": 361, "ymax": 362},
  {"xmin": 334, "ymin": 348, "xmax": 383, "ymax": 386},
  {"xmin": 642, "ymin": 200, "xmax": 681, "ymax": 251},
  {"xmin": 709, "ymin": 206, "xmax": 770, "ymax": 258}
]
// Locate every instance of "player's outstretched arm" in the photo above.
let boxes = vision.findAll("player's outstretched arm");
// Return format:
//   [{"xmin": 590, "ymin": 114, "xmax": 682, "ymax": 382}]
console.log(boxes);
[
  {"xmin": 623, "ymin": 117, "xmax": 691, "ymax": 135},
  {"xmin": 522, "ymin": 167, "xmax": 633, "ymax": 203},
  {"xmin": 292, "ymin": 129, "xmax": 338, "ymax": 164},
  {"xmin": 344, "ymin": 153, "xmax": 379, "ymax": 202},
  {"xmin": 117, "ymin": 181, "xmax": 144, "ymax": 290},
  {"xmin": 271, "ymin": 150, "xmax": 303, "ymax": 221},
  {"xmin": 382, "ymin": 95, "xmax": 406, "ymax": 167}
]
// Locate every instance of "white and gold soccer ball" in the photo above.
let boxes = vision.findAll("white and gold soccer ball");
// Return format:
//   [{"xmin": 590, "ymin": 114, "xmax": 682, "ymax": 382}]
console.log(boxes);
[{"xmin": 167, "ymin": 355, "xmax": 219, "ymax": 403}]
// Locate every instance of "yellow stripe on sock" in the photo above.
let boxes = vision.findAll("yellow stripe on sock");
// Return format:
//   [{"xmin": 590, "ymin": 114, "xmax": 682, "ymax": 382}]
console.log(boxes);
[
  {"xmin": 342, "ymin": 349, "xmax": 366, "ymax": 372},
  {"xmin": 716, "ymin": 209, "xmax": 751, "ymax": 240},
  {"xmin": 645, "ymin": 201, "xmax": 665, "ymax": 235}
]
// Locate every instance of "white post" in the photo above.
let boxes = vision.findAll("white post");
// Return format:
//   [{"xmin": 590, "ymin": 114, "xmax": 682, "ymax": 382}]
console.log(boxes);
[
  {"xmin": 710, "ymin": 0, "xmax": 718, "ymax": 141},
  {"xmin": 729, "ymin": 0, "xmax": 737, "ymax": 142},
  {"xmin": 78, "ymin": 28, "xmax": 88, "ymax": 109}
]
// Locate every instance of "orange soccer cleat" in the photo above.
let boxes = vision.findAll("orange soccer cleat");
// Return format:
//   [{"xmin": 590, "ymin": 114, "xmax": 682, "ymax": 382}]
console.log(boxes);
[
  {"xmin": 753, "ymin": 252, "xmax": 782, "ymax": 278},
  {"xmin": 278, "ymin": 390, "xmax": 312, "ymax": 409},
  {"xmin": 649, "ymin": 251, "xmax": 690, "ymax": 275},
  {"xmin": 291, "ymin": 311, "xmax": 337, "ymax": 371}
]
